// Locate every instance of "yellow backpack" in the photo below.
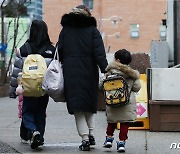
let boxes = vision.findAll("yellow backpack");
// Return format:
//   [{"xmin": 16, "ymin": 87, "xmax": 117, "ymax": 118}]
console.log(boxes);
[
  {"xmin": 22, "ymin": 43, "xmax": 47, "ymax": 97},
  {"xmin": 103, "ymin": 75, "xmax": 130, "ymax": 107}
]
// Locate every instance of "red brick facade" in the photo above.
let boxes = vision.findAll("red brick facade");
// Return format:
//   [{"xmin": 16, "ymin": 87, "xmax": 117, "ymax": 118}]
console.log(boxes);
[{"xmin": 44, "ymin": 0, "xmax": 166, "ymax": 53}]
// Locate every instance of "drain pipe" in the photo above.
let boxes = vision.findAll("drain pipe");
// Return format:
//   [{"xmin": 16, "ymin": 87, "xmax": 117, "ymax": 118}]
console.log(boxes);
[{"xmin": 174, "ymin": 0, "xmax": 178, "ymax": 65}]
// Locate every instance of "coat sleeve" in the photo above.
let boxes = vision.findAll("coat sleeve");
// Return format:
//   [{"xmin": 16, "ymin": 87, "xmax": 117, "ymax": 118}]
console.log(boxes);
[
  {"xmin": 57, "ymin": 29, "xmax": 64, "ymax": 63},
  {"xmin": 92, "ymin": 27, "xmax": 108, "ymax": 73},
  {"xmin": 9, "ymin": 49, "xmax": 23, "ymax": 98},
  {"xmin": 131, "ymin": 79, "xmax": 141, "ymax": 93}
]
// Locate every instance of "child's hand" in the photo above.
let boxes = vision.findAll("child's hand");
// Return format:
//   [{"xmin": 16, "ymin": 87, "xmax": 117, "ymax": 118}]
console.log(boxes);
[{"xmin": 16, "ymin": 84, "xmax": 24, "ymax": 95}]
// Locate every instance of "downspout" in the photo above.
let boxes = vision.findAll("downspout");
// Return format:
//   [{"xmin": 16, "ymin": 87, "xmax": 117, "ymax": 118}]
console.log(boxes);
[{"xmin": 174, "ymin": 0, "xmax": 178, "ymax": 65}]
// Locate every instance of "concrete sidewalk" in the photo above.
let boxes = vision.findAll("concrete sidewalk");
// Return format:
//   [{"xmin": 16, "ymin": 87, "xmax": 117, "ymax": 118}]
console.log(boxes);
[{"xmin": 0, "ymin": 97, "xmax": 179, "ymax": 154}]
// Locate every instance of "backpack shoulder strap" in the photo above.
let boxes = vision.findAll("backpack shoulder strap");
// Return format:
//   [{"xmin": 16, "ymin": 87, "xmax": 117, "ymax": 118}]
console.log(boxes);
[
  {"xmin": 25, "ymin": 42, "xmax": 32, "ymax": 55},
  {"xmin": 38, "ymin": 45, "xmax": 48, "ymax": 55}
]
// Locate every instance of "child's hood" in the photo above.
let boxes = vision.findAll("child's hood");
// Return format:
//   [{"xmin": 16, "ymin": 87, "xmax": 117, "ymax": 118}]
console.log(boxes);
[{"xmin": 106, "ymin": 61, "xmax": 139, "ymax": 79}]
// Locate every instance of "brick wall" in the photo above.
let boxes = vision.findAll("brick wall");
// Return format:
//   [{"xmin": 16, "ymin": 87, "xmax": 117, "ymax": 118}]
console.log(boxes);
[{"xmin": 44, "ymin": 0, "xmax": 166, "ymax": 53}]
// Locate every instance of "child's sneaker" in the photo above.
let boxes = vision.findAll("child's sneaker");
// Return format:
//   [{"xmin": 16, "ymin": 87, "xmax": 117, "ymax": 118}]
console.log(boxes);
[
  {"xmin": 79, "ymin": 140, "xmax": 90, "ymax": 151},
  {"xmin": 117, "ymin": 141, "xmax": 126, "ymax": 152},
  {"xmin": 30, "ymin": 131, "xmax": 41, "ymax": 149},
  {"xmin": 89, "ymin": 135, "xmax": 96, "ymax": 145},
  {"xmin": 103, "ymin": 136, "xmax": 114, "ymax": 148},
  {"xmin": 20, "ymin": 138, "xmax": 29, "ymax": 144}
]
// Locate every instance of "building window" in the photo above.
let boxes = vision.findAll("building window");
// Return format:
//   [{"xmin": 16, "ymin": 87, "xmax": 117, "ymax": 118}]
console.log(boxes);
[
  {"xmin": 130, "ymin": 24, "xmax": 139, "ymax": 38},
  {"xmin": 159, "ymin": 25, "xmax": 166, "ymax": 40},
  {"xmin": 83, "ymin": 0, "xmax": 93, "ymax": 10},
  {"xmin": 37, "ymin": 3, "xmax": 42, "ymax": 8}
]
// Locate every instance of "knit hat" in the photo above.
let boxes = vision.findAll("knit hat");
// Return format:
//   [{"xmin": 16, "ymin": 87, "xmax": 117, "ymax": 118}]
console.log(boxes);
[{"xmin": 71, "ymin": 5, "xmax": 91, "ymax": 16}]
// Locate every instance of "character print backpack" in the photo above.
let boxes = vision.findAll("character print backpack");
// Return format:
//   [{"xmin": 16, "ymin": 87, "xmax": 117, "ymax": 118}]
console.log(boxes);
[
  {"xmin": 22, "ymin": 43, "xmax": 47, "ymax": 97},
  {"xmin": 102, "ymin": 74, "xmax": 130, "ymax": 107}
]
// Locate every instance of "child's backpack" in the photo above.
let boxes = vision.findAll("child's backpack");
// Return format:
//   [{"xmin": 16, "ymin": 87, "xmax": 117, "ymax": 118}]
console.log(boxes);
[
  {"xmin": 22, "ymin": 43, "xmax": 47, "ymax": 97},
  {"xmin": 102, "ymin": 74, "xmax": 130, "ymax": 107}
]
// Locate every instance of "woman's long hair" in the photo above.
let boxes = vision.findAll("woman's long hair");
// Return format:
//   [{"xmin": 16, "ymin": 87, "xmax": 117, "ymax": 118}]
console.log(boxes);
[{"xmin": 29, "ymin": 20, "xmax": 52, "ymax": 47}]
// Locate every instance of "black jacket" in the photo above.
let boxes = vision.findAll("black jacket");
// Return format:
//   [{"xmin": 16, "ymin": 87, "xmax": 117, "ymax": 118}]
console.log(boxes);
[{"xmin": 58, "ymin": 13, "xmax": 108, "ymax": 114}]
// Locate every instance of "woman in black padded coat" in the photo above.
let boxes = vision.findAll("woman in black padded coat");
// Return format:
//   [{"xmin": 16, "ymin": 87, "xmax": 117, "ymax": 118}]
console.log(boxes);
[{"xmin": 57, "ymin": 5, "xmax": 108, "ymax": 151}]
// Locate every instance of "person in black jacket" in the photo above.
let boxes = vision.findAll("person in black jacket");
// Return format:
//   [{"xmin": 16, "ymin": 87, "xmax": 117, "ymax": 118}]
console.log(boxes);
[
  {"xmin": 9, "ymin": 20, "xmax": 55, "ymax": 149},
  {"xmin": 57, "ymin": 5, "xmax": 108, "ymax": 151}
]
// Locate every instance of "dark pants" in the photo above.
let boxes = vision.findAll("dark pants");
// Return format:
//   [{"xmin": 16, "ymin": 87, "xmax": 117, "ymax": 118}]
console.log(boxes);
[
  {"xmin": 106, "ymin": 123, "xmax": 129, "ymax": 141},
  {"xmin": 22, "ymin": 95, "xmax": 49, "ymax": 141},
  {"xmin": 20, "ymin": 120, "xmax": 28, "ymax": 141}
]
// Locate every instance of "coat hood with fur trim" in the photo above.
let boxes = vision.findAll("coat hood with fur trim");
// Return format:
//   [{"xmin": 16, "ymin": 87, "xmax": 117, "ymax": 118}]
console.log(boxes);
[
  {"xmin": 61, "ymin": 13, "xmax": 97, "ymax": 28},
  {"xmin": 106, "ymin": 61, "xmax": 139, "ymax": 79}
]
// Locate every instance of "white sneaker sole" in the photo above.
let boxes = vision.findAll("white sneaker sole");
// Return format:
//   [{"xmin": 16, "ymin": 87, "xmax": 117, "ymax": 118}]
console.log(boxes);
[
  {"xmin": 117, "ymin": 147, "xmax": 125, "ymax": 152},
  {"xmin": 20, "ymin": 139, "xmax": 29, "ymax": 144},
  {"xmin": 103, "ymin": 142, "xmax": 112, "ymax": 148}
]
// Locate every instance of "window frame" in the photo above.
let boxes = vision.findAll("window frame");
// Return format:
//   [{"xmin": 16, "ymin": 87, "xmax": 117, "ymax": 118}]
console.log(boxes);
[
  {"xmin": 130, "ymin": 24, "xmax": 140, "ymax": 38},
  {"xmin": 159, "ymin": 24, "xmax": 166, "ymax": 40}
]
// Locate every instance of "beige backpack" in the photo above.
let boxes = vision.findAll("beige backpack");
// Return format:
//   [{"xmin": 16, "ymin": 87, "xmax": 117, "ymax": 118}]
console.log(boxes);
[{"xmin": 22, "ymin": 43, "xmax": 47, "ymax": 97}]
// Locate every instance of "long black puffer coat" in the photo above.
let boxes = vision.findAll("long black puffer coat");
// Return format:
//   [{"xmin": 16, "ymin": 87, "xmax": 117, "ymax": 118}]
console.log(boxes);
[{"xmin": 58, "ymin": 13, "xmax": 108, "ymax": 114}]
